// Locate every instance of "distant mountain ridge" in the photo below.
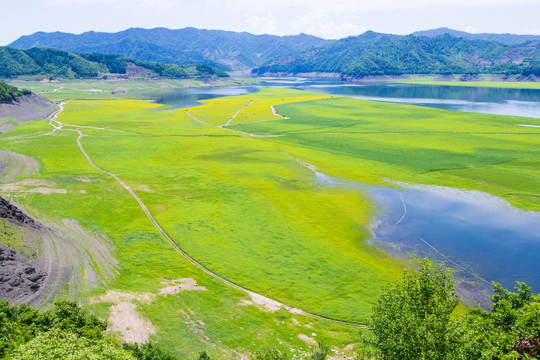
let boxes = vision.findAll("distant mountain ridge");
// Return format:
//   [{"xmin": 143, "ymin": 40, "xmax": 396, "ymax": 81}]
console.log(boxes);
[
  {"xmin": 253, "ymin": 32, "xmax": 539, "ymax": 77},
  {"xmin": 9, "ymin": 27, "xmax": 332, "ymax": 71},
  {"xmin": 9, "ymin": 27, "xmax": 539, "ymax": 77},
  {"xmin": 0, "ymin": 47, "xmax": 228, "ymax": 79},
  {"xmin": 413, "ymin": 28, "xmax": 540, "ymax": 45}
]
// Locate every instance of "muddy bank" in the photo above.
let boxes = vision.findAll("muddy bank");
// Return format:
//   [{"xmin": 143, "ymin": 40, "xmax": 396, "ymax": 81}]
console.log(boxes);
[
  {"xmin": 0, "ymin": 197, "xmax": 118, "ymax": 307},
  {"xmin": 0, "ymin": 196, "xmax": 42, "ymax": 229},
  {"xmin": 0, "ymin": 243, "xmax": 46, "ymax": 304},
  {"xmin": 0, "ymin": 94, "xmax": 57, "ymax": 124}
]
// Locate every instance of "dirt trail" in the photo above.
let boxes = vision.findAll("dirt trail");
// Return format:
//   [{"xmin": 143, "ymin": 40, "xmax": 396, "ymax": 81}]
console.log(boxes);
[
  {"xmin": 223, "ymin": 100, "xmax": 253, "ymax": 126},
  {"xmin": 185, "ymin": 110, "xmax": 213, "ymax": 126},
  {"xmin": 271, "ymin": 104, "xmax": 289, "ymax": 119},
  {"xmin": 186, "ymin": 106, "xmax": 287, "ymax": 138}
]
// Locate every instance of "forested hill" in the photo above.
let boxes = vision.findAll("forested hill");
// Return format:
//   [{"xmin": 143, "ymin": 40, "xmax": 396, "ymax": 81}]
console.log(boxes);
[
  {"xmin": 0, "ymin": 81, "xmax": 31, "ymax": 103},
  {"xmin": 413, "ymin": 27, "xmax": 540, "ymax": 45},
  {"xmin": 9, "ymin": 27, "xmax": 332, "ymax": 71},
  {"xmin": 0, "ymin": 47, "xmax": 228, "ymax": 79},
  {"xmin": 253, "ymin": 32, "xmax": 540, "ymax": 77}
]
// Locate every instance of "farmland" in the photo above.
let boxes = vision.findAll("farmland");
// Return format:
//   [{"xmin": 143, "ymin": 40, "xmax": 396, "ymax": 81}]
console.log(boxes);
[{"xmin": 1, "ymin": 81, "xmax": 539, "ymax": 358}]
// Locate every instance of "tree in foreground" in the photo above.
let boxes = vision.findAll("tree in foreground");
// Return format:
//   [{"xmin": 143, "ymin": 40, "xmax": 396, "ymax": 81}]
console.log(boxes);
[
  {"xmin": 369, "ymin": 260, "xmax": 465, "ymax": 360},
  {"xmin": 369, "ymin": 259, "xmax": 540, "ymax": 360}
]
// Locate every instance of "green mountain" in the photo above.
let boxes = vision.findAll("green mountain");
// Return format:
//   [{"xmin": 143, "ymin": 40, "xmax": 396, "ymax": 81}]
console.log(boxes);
[
  {"xmin": 413, "ymin": 27, "xmax": 540, "ymax": 45},
  {"xmin": 9, "ymin": 27, "xmax": 332, "ymax": 71},
  {"xmin": 0, "ymin": 81, "xmax": 31, "ymax": 103},
  {"xmin": 0, "ymin": 47, "xmax": 228, "ymax": 79},
  {"xmin": 253, "ymin": 32, "xmax": 539, "ymax": 77}
]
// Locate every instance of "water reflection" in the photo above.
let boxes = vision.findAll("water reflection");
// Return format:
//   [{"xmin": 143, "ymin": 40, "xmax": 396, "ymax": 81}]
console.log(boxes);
[
  {"xmin": 264, "ymin": 79, "xmax": 540, "ymax": 118},
  {"xmin": 315, "ymin": 171, "xmax": 540, "ymax": 306},
  {"xmin": 148, "ymin": 86, "xmax": 259, "ymax": 109}
]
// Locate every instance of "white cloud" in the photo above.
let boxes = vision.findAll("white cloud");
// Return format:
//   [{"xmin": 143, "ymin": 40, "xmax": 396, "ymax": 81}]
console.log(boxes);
[
  {"xmin": 208, "ymin": 0, "xmax": 539, "ymax": 15},
  {"xmin": 522, "ymin": 28, "xmax": 540, "ymax": 35},
  {"xmin": 44, "ymin": 0, "xmax": 175, "ymax": 9},
  {"xmin": 246, "ymin": 13, "xmax": 282, "ymax": 35},
  {"xmin": 290, "ymin": 11, "xmax": 365, "ymax": 39}
]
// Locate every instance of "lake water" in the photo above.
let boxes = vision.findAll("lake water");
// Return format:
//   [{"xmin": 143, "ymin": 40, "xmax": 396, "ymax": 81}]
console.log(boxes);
[
  {"xmin": 314, "ymin": 171, "xmax": 540, "ymax": 306},
  {"xmin": 153, "ymin": 78, "xmax": 540, "ymax": 119},
  {"xmin": 262, "ymin": 78, "xmax": 540, "ymax": 118},
  {"xmin": 148, "ymin": 86, "xmax": 259, "ymax": 109}
]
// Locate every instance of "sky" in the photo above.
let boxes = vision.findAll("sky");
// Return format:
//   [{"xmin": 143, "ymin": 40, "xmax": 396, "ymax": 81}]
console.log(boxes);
[{"xmin": 2, "ymin": 0, "xmax": 540, "ymax": 45}]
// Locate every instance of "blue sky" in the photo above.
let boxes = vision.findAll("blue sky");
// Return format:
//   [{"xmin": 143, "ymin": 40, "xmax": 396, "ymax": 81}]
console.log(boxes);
[{"xmin": 2, "ymin": 0, "xmax": 540, "ymax": 45}]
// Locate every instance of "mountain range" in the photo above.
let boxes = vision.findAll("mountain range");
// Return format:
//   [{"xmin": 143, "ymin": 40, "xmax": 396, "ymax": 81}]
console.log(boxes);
[
  {"xmin": 413, "ymin": 28, "xmax": 540, "ymax": 45},
  {"xmin": 254, "ymin": 32, "xmax": 539, "ymax": 77},
  {"xmin": 0, "ymin": 47, "xmax": 228, "ymax": 79},
  {"xmin": 9, "ymin": 27, "xmax": 331, "ymax": 71},
  {"xmin": 7, "ymin": 27, "xmax": 540, "ymax": 77}
]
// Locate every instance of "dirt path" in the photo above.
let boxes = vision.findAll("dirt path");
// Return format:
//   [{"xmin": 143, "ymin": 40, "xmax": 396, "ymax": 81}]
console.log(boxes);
[
  {"xmin": 223, "ymin": 100, "xmax": 253, "ymax": 126},
  {"xmin": 185, "ymin": 110, "xmax": 213, "ymax": 126},
  {"xmin": 186, "ymin": 106, "xmax": 288, "ymax": 138},
  {"xmin": 271, "ymin": 104, "xmax": 289, "ymax": 119}
]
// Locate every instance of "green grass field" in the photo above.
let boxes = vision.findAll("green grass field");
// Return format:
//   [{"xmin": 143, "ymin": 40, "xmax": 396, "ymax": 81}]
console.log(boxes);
[
  {"xmin": 1, "ymin": 82, "xmax": 539, "ymax": 358},
  {"xmin": 230, "ymin": 97, "xmax": 540, "ymax": 211},
  {"xmin": 391, "ymin": 76, "xmax": 540, "ymax": 89}
]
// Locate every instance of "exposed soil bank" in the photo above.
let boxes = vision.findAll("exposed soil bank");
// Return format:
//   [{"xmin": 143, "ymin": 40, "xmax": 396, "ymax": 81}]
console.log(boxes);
[
  {"xmin": 0, "ymin": 196, "xmax": 42, "ymax": 229},
  {"xmin": 0, "ymin": 243, "xmax": 46, "ymax": 304},
  {"xmin": 0, "ymin": 94, "xmax": 57, "ymax": 124}
]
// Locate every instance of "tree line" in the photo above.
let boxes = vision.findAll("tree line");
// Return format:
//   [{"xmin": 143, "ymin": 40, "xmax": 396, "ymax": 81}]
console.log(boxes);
[
  {"xmin": 253, "ymin": 33, "xmax": 540, "ymax": 78},
  {"xmin": 0, "ymin": 81, "xmax": 31, "ymax": 103},
  {"xmin": 0, "ymin": 47, "xmax": 229, "ymax": 79}
]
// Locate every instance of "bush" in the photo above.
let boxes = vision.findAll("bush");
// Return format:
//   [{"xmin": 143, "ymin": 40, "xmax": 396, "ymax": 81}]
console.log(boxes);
[
  {"xmin": 11, "ymin": 328, "xmax": 135, "ymax": 360},
  {"xmin": 123, "ymin": 342, "xmax": 179, "ymax": 360}
]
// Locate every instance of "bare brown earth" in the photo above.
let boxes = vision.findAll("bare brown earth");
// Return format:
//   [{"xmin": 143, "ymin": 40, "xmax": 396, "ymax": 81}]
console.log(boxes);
[
  {"xmin": 0, "ymin": 243, "xmax": 46, "ymax": 304},
  {"xmin": 0, "ymin": 195, "xmax": 118, "ymax": 307},
  {"xmin": 0, "ymin": 94, "xmax": 57, "ymax": 125},
  {"xmin": 0, "ymin": 151, "xmax": 40, "ymax": 182},
  {"xmin": 92, "ymin": 278, "xmax": 207, "ymax": 344}
]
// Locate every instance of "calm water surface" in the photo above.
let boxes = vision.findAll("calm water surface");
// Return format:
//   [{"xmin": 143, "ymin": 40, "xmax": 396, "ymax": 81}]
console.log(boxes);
[
  {"xmin": 262, "ymin": 78, "xmax": 540, "ymax": 118},
  {"xmin": 149, "ymin": 86, "xmax": 259, "ymax": 109},
  {"xmin": 314, "ymin": 171, "xmax": 540, "ymax": 305}
]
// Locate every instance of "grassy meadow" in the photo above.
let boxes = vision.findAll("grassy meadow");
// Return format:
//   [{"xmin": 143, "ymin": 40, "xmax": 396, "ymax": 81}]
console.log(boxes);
[
  {"xmin": 390, "ymin": 76, "xmax": 540, "ymax": 89},
  {"xmin": 1, "ymin": 82, "xmax": 539, "ymax": 358},
  {"xmin": 230, "ymin": 97, "xmax": 540, "ymax": 211}
]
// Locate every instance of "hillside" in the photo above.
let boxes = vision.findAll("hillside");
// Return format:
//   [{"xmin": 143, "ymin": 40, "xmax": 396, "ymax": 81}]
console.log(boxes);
[
  {"xmin": 413, "ymin": 27, "xmax": 540, "ymax": 45},
  {"xmin": 9, "ymin": 27, "xmax": 332, "ymax": 71},
  {"xmin": 0, "ymin": 81, "xmax": 31, "ymax": 103},
  {"xmin": 253, "ymin": 32, "xmax": 539, "ymax": 77},
  {"xmin": 0, "ymin": 47, "xmax": 228, "ymax": 79}
]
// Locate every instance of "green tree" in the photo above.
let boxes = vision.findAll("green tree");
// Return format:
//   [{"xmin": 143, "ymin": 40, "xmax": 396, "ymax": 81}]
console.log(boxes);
[
  {"xmin": 461, "ymin": 282, "xmax": 540, "ymax": 359},
  {"xmin": 370, "ymin": 260, "xmax": 465, "ymax": 360},
  {"xmin": 11, "ymin": 328, "xmax": 135, "ymax": 360}
]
